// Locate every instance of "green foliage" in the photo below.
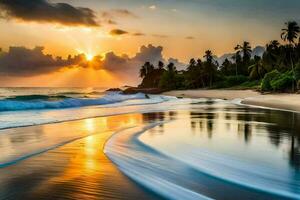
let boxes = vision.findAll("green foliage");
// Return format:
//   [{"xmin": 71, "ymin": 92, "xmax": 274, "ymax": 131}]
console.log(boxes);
[
  {"xmin": 137, "ymin": 21, "xmax": 300, "ymax": 93},
  {"xmin": 261, "ymin": 70, "xmax": 281, "ymax": 91},
  {"xmin": 261, "ymin": 70, "xmax": 293, "ymax": 91},
  {"xmin": 159, "ymin": 71, "xmax": 184, "ymax": 90},
  {"xmin": 224, "ymin": 75, "xmax": 249, "ymax": 87},
  {"xmin": 212, "ymin": 75, "xmax": 248, "ymax": 88},
  {"xmin": 270, "ymin": 71, "xmax": 293, "ymax": 91}
]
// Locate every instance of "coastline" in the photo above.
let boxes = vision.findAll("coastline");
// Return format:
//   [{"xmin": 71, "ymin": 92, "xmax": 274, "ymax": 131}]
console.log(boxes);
[{"xmin": 163, "ymin": 89, "xmax": 300, "ymax": 112}]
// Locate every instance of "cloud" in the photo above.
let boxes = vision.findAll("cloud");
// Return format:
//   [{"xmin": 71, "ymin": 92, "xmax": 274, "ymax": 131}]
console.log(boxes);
[
  {"xmin": 149, "ymin": 5, "xmax": 156, "ymax": 10},
  {"xmin": 185, "ymin": 36, "xmax": 195, "ymax": 40},
  {"xmin": 101, "ymin": 9, "xmax": 137, "ymax": 25},
  {"xmin": 132, "ymin": 32, "xmax": 145, "ymax": 36},
  {"xmin": 107, "ymin": 19, "xmax": 117, "ymax": 25},
  {"xmin": 168, "ymin": 58, "xmax": 186, "ymax": 70},
  {"xmin": 0, "ymin": 46, "xmax": 88, "ymax": 76},
  {"xmin": 109, "ymin": 29, "xmax": 128, "ymax": 36},
  {"xmin": 134, "ymin": 44, "xmax": 164, "ymax": 63},
  {"xmin": 0, "ymin": 0, "xmax": 99, "ymax": 27},
  {"xmin": 110, "ymin": 9, "xmax": 138, "ymax": 18},
  {"xmin": 99, "ymin": 44, "xmax": 164, "ymax": 73},
  {"xmin": 0, "ymin": 44, "xmax": 186, "ymax": 84},
  {"xmin": 102, "ymin": 9, "xmax": 137, "ymax": 19}
]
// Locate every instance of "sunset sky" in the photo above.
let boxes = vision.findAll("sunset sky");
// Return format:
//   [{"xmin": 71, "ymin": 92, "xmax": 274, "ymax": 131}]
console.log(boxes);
[{"xmin": 0, "ymin": 0, "xmax": 300, "ymax": 87}]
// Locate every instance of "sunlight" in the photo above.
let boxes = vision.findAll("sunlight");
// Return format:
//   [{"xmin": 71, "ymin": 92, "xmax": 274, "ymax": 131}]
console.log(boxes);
[
  {"xmin": 84, "ymin": 118, "xmax": 96, "ymax": 132},
  {"xmin": 85, "ymin": 53, "xmax": 94, "ymax": 61}
]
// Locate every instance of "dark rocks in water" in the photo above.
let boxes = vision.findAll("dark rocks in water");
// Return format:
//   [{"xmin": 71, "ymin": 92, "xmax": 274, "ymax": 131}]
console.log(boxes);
[
  {"xmin": 106, "ymin": 88, "xmax": 122, "ymax": 92},
  {"xmin": 122, "ymin": 87, "xmax": 164, "ymax": 94}
]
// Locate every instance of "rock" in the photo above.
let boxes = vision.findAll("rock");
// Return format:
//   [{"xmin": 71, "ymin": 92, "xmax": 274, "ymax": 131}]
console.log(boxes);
[
  {"xmin": 122, "ymin": 87, "xmax": 165, "ymax": 94},
  {"xmin": 106, "ymin": 88, "xmax": 122, "ymax": 92}
]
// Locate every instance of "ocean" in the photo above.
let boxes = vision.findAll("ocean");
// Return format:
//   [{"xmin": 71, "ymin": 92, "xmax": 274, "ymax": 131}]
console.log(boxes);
[{"xmin": 0, "ymin": 87, "xmax": 299, "ymax": 199}]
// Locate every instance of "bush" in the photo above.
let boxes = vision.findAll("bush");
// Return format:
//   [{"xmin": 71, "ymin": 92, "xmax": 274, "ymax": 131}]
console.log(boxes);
[
  {"xmin": 270, "ymin": 71, "xmax": 293, "ymax": 91},
  {"xmin": 225, "ymin": 75, "xmax": 249, "ymax": 86},
  {"xmin": 261, "ymin": 70, "xmax": 280, "ymax": 91},
  {"xmin": 261, "ymin": 70, "xmax": 294, "ymax": 91},
  {"xmin": 211, "ymin": 75, "xmax": 248, "ymax": 88}
]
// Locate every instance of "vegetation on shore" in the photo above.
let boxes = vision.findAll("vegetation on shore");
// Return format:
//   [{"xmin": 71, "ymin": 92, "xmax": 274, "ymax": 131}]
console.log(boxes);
[{"xmin": 138, "ymin": 21, "xmax": 300, "ymax": 93}]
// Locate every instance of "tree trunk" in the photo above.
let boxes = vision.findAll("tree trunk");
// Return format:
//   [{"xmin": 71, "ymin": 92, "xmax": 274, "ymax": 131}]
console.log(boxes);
[{"xmin": 289, "ymin": 44, "xmax": 295, "ymax": 92}]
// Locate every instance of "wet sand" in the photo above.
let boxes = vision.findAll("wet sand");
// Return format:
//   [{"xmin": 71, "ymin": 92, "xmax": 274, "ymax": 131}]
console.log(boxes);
[
  {"xmin": 0, "ymin": 114, "xmax": 162, "ymax": 200},
  {"xmin": 163, "ymin": 89, "xmax": 300, "ymax": 112}
]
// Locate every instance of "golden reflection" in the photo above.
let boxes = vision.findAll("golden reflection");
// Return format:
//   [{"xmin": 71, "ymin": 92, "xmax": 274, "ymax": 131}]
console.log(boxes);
[
  {"xmin": 46, "ymin": 113, "xmax": 143, "ymax": 184},
  {"xmin": 84, "ymin": 118, "xmax": 96, "ymax": 132}
]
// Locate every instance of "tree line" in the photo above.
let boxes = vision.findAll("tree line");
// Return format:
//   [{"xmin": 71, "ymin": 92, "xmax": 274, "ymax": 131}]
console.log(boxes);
[{"xmin": 139, "ymin": 21, "xmax": 300, "ymax": 92}]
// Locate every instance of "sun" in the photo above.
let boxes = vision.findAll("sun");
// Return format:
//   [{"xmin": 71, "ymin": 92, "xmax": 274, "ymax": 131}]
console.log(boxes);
[{"xmin": 85, "ymin": 53, "xmax": 94, "ymax": 61}]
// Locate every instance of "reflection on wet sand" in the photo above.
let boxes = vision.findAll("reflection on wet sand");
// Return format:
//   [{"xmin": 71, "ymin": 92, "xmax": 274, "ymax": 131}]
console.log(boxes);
[
  {"xmin": 0, "ymin": 101, "xmax": 299, "ymax": 199},
  {"xmin": 0, "ymin": 113, "xmax": 162, "ymax": 200}
]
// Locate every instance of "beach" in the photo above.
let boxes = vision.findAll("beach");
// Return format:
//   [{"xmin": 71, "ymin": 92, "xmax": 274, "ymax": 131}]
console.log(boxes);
[
  {"xmin": 163, "ymin": 89, "xmax": 300, "ymax": 112},
  {"xmin": 0, "ymin": 88, "xmax": 299, "ymax": 199},
  {"xmin": 0, "ymin": 113, "xmax": 162, "ymax": 200}
]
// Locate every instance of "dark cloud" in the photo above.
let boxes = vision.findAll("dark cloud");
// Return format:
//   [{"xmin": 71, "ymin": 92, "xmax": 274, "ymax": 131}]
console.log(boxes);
[
  {"xmin": 0, "ymin": 0, "xmax": 99, "ymax": 26},
  {"xmin": 185, "ymin": 36, "xmax": 195, "ymax": 40},
  {"xmin": 111, "ymin": 9, "xmax": 138, "ymax": 18},
  {"xmin": 132, "ymin": 32, "xmax": 145, "ymax": 36},
  {"xmin": 99, "ymin": 44, "xmax": 166, "ymax": 82},
  {"xmin": 0, "ymin": 46, "xmax": 86, "ymax": 76},
  {"xmin": 107, "ymin": 19, "xmax": 117, "ymax": 25},
  {"xmin": 134, "ymin": 44, "xmax": 163, "ymax": 63},
  {"xmin": 0, "ymin": 44, "xmax": 186, "ymax": 81},
  {"xmin": 110, "ymin": 29, "xmax": 128, "ymax": 36},
  {"xmin": 101, "ymin": 9, "xmax": 137, "ymax": 25},
  {"xmin": 102, "ymin": 9, "xmax": 137, "ymax": 19}
]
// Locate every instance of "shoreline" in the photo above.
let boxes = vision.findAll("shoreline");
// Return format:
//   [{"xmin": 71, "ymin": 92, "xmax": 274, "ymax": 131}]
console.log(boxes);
[
  {"xmin": 0, "ymin": 113, "xmax": 161, "ymax": 200},
  {"xmin": 163, "ymin": 89, "xmax": 300, "ymax": 112}
]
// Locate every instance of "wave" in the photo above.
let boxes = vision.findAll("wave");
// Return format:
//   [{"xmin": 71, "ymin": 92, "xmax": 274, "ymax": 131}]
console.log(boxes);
[
  {"xmin": 0, "ymin": 92, "xmax": 147, "ymax": 112},
  {"xmin": 5, "ymin": 94, "xmax": 70, "ymax": 101},
  {"xmin": 105, "ymin": 124, "xmax": 212, "ymax": 200},
  {"xmin": 105, "ymin": 124, "xmax": 299, "ymax": 200}
]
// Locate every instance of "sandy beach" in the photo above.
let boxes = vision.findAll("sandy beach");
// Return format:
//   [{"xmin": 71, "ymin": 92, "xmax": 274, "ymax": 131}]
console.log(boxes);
[
  {"xmin": 0, "ymin": 113, "xmax": 161, "ymax": 200},
  {"xmin": 163, "ymin": 89, "xmax": 300, "ymax": 112}
]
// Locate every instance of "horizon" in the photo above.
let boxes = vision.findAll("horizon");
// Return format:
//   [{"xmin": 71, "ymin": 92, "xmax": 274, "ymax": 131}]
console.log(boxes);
[{"xmin": 0, "ymin": 0, "xmax": 299, "ymax": 87}]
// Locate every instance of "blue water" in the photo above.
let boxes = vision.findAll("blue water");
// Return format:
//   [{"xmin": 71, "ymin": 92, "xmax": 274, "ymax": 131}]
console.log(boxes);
[{"xmin": 0, "ymin": 87, "xmax": 178, "ymax": 129}]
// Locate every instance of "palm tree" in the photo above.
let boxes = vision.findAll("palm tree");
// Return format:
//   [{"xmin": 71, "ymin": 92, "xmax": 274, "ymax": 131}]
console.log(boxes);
[
  {"xmin": 234, "ymin": 41, "xmax": 252, "ymax": 64},
  {"xmin": 158, "ymin": 61, "xmax": 164, "ymax": 70},
  {"xmin": 281, "ymin": 21, "xmax": 300, "ymax": 45},
  {"xmin": 232, "ymin": 52, "xmax": 242, "ymax": 76},
  {"xmin": 139, "ymin": 62, "xmax": 154, "ymax": 78},
  {"xmin": 187, "ymin": 58, "xmax": 196, "ymax": 71},
  {"xmin": 263, "ymin": 40, "xmax": 281, "ymax": 71},
  {"xmin": 203, "ymin": 50, "xmax": 217, "ymax": 87},
  {"xmin": 221, "ymin": 58, "xmax": 232, "ymax": 75},
  {"xmin": 139, "ymin": 65, "xmax": 147, "ymax": 78},
  {"xmin": 248, "ymin": 56, "xmax": 266, "ymax": 79},
  {"xmin": 203, "ymin": 50, "xmax": 213, "ymax": 64},
  {"xmin": 281, "ymin": 21, "xmax": 300, "ymax": 91},
  {"xmin": 167, "ymin": 62, "xmax": 176, "ymax": 72},
  {"xmin": 266, "ymin": 40, "xmax": 280, "ymax": 51}
]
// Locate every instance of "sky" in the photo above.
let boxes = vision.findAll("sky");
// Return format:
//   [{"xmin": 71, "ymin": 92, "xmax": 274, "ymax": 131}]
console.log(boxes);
[{"xmin": 0, "ymin": 0, "xmax": 299, "ymax": 87}]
